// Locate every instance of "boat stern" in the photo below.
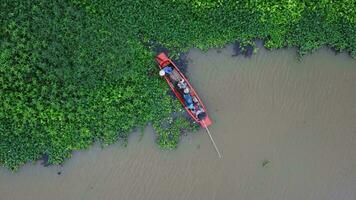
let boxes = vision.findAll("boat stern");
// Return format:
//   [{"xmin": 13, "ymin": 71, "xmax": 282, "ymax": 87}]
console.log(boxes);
[{"xmin": 200, "ymin": 116, "xmax": 212, "ymax": 128}]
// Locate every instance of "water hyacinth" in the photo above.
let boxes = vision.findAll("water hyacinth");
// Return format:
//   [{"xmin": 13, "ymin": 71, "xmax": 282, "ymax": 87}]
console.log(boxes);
[{"xmin": 1, "ymin": 0, "xmax": 355, "ymax": 170}]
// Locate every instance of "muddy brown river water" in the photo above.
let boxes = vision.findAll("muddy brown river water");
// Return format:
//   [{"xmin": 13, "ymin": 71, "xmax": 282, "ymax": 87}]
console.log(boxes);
[{"xmin": 1, "ymin": 45, "xmax": 356, "ymax": 200}]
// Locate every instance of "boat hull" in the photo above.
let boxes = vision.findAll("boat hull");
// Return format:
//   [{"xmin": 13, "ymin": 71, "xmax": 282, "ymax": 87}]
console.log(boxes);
[{"xmin": 155, "ymin": 53, "xmax": 212, "ymax": 128}]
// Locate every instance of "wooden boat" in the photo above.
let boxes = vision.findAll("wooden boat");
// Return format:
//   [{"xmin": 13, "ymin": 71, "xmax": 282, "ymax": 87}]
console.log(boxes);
[{"xmin": 155, "ymin": 52, "xmax": 212, "ymax": 128}]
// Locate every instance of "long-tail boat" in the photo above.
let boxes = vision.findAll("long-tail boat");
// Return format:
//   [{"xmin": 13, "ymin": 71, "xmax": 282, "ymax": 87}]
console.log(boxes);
[{"xmin": 155, "ymin": 52, "xmax": 212, "ymax": 128}]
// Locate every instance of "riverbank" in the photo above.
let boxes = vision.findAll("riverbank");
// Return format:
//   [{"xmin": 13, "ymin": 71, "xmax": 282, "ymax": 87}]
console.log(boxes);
[{"xmin": 1, "ymin": 0, "xmax": 355, "ymax": 170}]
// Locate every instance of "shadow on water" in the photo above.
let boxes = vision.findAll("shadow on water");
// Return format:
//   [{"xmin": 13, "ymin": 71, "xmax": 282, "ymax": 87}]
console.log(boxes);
[
  {"xmin": 232, "ymin": 41, "xmax": 254, "ymax": 58},
  {"xmin": 41, "ymin": 154, "xmax": 50, "ymax": 167},
  {"xmin": 146, "ymin": 40, "xmax": 190, "ymax": 75}
]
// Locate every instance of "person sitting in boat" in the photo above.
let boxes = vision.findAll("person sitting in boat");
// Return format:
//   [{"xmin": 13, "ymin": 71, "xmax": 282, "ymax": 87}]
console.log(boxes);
[
  {"xmin": 159, "ymin": 66, "xmax": 172, "ymax": 76},
  {"xmin": 183, "ymin": 88, "xmax": 194, "ymax": 110},
  {"xmin": 190, "ymin": 96, "xmax": 199, "ymax": 113},
  {"xmin": 178, "ymin": 79, "xmax": 187, "ymax": 89},
  {"xmin": 163, "ymin": 66, "xmax": 173, "ymax": 74},
  {"xmin": 159, "ymin": 69, "xmax": 166, "ymax": 76},
  {"xmin": 159, "ymin": 66, "xmax": 181, "ymax": 82},
  {"xmin": 191, "ymin": 102, "xmax": 198, "ymax": 113}
]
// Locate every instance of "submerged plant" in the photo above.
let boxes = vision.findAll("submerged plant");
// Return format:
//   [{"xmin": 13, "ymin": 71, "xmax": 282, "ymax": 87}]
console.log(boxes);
[{"xmin": 262, "ymin": 160, "xmax": 271, "ymax": 168}]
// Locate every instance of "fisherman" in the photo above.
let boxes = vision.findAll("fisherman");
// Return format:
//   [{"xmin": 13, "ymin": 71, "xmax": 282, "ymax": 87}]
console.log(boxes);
[
  {"xmin": 183, "ymin": 88, "xmax": 194, "ymax": 110},
  {"xmin": 191, "ymin": 103, "xmax": 198, "ymax": 113},
  {"xmin": 159, "ymin": 69, "xmax": 165, "ymax": 76},
  {"xmin": 163, "ymin": 66, "xmax": 173, "ymax": 74},
  {"xmin": 177, "ymin": 79, "xmax": 187, "ymax": 89},
  {"xmin": 159, "ymin": 66, "xmax": 181, "ymax": 82},
  {"xmin": 190, "ymin": 96, "xmax": 199, "ymax": 113},
  {"xmin": 159, "ymin": 66, "xmax": 173, "ymax": 76}
]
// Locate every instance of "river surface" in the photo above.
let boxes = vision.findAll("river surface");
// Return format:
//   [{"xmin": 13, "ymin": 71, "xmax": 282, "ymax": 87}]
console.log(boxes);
[{"xmin": 1, "ymin": 45, "xmax": 356, "ymax": 200}]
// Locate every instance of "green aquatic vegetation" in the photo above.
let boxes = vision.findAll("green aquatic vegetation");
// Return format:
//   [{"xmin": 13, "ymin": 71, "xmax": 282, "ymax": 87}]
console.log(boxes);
[
  {"xmin": 262, "ymin": 160, "xmax": 271, "ymax": 168},
  {"xmin": 1, "ymin": 0, "xmax": 355, "ymax": 170},
  {"xmin": 154, "ymin": 116, "xmax": 199, "ymax": 149}
]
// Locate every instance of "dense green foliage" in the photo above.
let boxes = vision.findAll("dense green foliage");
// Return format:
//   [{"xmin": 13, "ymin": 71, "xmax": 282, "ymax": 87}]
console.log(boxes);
[{"xmin": 1, "ymin": 0, "xmax": 355, "ymax": 170}]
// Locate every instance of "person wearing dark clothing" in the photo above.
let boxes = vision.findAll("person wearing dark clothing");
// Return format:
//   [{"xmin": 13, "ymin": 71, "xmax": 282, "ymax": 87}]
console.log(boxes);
[{"xmin": 183, "ymin": 88, "xmax": 194, "ymax": 109}]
